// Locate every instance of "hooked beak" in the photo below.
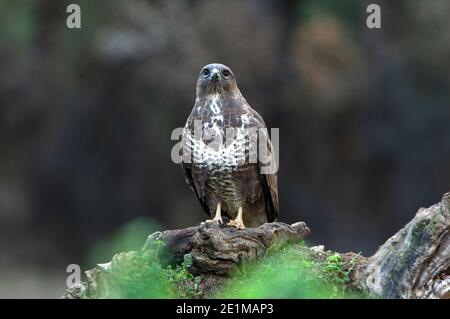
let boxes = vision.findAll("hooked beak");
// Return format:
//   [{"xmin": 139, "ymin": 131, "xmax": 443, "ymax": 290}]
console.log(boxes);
[
  {"xmin": 205, "ymin": 68, "xmax": 223, "ymax": 93},
  {"xmin": 210, "ymin": 69, "xmax": 219, "ymax": 81}
]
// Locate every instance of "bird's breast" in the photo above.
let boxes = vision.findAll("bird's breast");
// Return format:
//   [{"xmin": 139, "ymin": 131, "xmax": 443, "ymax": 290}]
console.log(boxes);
[
  {"xmin": 183, "ymin": 94, "xmax": 254, "ymax": 173},
  {"xmin": 184, "ymin": 127, "xmax": 248, "ymax": 172}
]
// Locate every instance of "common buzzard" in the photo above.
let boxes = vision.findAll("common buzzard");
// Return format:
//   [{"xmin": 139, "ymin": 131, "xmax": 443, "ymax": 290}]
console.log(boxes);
[{"xmin": 181, "ymin": 63, "xmax": 278, "ymax": 229}]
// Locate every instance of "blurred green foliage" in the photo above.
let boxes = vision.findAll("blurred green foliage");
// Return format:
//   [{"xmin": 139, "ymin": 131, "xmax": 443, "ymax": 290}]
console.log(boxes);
[
  {"xmin": 89, "ymin": 239, "xmax": 364, "ymax": 299},
  {"xmin": 0, "ymin": 1, "xmax": 36, "ymax": 51},
  {"xmin": 96, "ymin": 246, "xmax": 172, "ymax": 298},
  {"xmin": 216, "ymin": 245, "xmax": 362, "ymax": 299},
  {"xmin": 91, "ymin": 241, "xmax": 200, "ymax": 298},
  {"xmin": 298, "ymin": 0, "xmax": 361, "ymax": 27},
  {"xmin": 87, "ymin": 217, "xmax": 162, "ymax": 266},
  {"xmin": 86, "ymin": 218, "xmax": 202, "ymax": 298}
]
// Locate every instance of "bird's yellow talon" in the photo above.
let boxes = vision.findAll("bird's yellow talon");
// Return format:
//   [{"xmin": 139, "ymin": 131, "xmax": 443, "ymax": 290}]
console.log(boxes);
[
  {"xmin": 227, "ymin": 219, "xmax": 246, "ymax": 229},
  {"xmin": 205, "ymin": 202, "xmax": 222, "ymax": 224},
  {"xmin": 227, "ymin": 206, "xmax": 246, "ymax": 229}
]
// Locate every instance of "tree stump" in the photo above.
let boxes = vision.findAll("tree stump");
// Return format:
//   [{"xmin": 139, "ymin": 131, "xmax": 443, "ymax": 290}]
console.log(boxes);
[{"xmin": 63, "ymin": 193, "xmax": 450, "ymax": 299}]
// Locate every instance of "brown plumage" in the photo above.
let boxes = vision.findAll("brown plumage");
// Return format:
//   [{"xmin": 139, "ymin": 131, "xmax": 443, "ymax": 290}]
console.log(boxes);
[{"xmin": 181, "ymin": 63, "xmax": 278, "ymax": 229}]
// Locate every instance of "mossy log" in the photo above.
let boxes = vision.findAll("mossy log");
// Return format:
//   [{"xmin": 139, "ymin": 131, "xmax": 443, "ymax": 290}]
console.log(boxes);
[
  {"xmin": 63, "ymin": 193, "xmax": 450, "ymax": 299},
  {"xmin": 353, "ymin": 192, "xmax": 450, "ymax": 298}
]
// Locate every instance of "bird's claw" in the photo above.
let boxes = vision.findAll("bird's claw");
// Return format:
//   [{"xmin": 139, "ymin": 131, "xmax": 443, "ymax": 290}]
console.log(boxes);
[{"xmin": 227, "ymin": 219, "xmax": 246, "ymax": 230}]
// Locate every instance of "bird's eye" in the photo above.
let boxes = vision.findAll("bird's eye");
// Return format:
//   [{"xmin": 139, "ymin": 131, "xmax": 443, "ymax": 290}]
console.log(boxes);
[
  {"xmin": 222, "ymin": 69, "xmax": 230, "ymax": 77},
  {"xmin": 202, "ymin": 69, "xmax": 210, "ymax": 77}
]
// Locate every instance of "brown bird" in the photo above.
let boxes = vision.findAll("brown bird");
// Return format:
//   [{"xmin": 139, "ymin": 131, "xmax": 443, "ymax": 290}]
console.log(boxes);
[{"xmin": 181, "ymin": 63, "xmax": 278, "ymax": 229}]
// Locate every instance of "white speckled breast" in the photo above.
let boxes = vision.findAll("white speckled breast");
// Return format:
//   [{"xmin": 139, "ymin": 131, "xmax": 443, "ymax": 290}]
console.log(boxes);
[
  {"xmin": 182, "ymin": 94, "xmax": 252, "ymax": 213},
  {"xmin": 184, "ymin": 131, "xmax": 246, "ymax": 172},
  {"xmin": 183, "ymin": 94, "xmax": 249, "ymax": 172}
]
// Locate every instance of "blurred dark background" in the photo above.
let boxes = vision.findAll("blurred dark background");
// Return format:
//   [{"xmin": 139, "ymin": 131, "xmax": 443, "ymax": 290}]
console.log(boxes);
[{"xmin": 0, "ymin": 0, "xmax": 449, "ymax": 297}]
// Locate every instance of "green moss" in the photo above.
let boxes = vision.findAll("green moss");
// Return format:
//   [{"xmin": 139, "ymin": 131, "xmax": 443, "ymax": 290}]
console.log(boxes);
[
  {"xmin": 91, "ymin": 243, "xmax": 201, "ymax": 299},
  {"xmin": 325, "ymin": 253, "xmax": 352, "ymax": 285},
  {"xmin": 215, "ymin": 244, "xmax": 363, "ymax": 299},
  {"xmin": 165, "ymin": 254, "xmax": 202, "ymax": 299},
  {"xmin": 97, "ymin": 249, "xmax": 171, "ymax": 298},
  {"xmin": 86, "ymin": 218, "xmax": 203, "ymax": 299},
  {"xmin": 89, "ymin": 239, "xmax": 365, "ymax": 299}
]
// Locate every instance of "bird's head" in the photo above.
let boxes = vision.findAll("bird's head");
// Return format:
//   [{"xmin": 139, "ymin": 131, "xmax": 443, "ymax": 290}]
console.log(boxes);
[{"xmin": 196, "ymin": 63, "xmax": 239, "ymax": 96}]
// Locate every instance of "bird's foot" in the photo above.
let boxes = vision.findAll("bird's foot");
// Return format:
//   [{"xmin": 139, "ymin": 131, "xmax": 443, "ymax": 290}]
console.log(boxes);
[
  {"xmin": 227, "ymin": 218, "xmax": 246, "ymax": 230},
  {"xmin": 204, "ymin": 203, "xmax": 223, "ymax": 225}
]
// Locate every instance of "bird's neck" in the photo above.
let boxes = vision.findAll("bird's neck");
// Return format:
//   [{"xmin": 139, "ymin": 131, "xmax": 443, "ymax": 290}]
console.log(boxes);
[{"xmin": 198, "ymin": 89, "xmax": 244, "ymax": 106}]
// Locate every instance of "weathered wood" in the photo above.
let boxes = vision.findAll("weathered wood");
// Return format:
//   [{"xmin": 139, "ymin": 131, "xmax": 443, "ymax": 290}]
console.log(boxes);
[
  {"xmin": 63, "ymin": 193, "xmax": 450, "ymax": 299},
  {"xmin": 146, "ymin": 220, "xmax": 310, "ymax": 275},
  {"xmin": 353, "ymin": 193, "xmax": 450, "ymax": 299}
]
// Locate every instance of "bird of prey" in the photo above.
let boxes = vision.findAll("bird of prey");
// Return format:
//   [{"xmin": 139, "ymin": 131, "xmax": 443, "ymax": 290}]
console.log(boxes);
[{"xmin": 181, "ymin": 63, "xmax": 278, "ymax": 229}]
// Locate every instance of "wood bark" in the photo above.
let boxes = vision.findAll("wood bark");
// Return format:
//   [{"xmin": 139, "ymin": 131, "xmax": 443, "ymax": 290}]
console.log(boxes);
[{"xmin": 64, "ymin": 193, "xmax": 450, "ymax": 299}]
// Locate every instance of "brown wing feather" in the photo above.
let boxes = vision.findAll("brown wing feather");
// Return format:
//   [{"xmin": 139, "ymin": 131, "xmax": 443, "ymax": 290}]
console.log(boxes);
[
  {"xmin": 258, "ymin": 144, "xmax": 279, "ymax": 222},
  {"xmin": 181, "ymin": 112, "xmax": 212, "ymax": 218},
  {"xmin": 181, "ymin": 161, "xmax": 211, "ymax": 217},
  {"xmin": 248, "ymin": 106, "xmax": 279, "ymax": 221}
]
